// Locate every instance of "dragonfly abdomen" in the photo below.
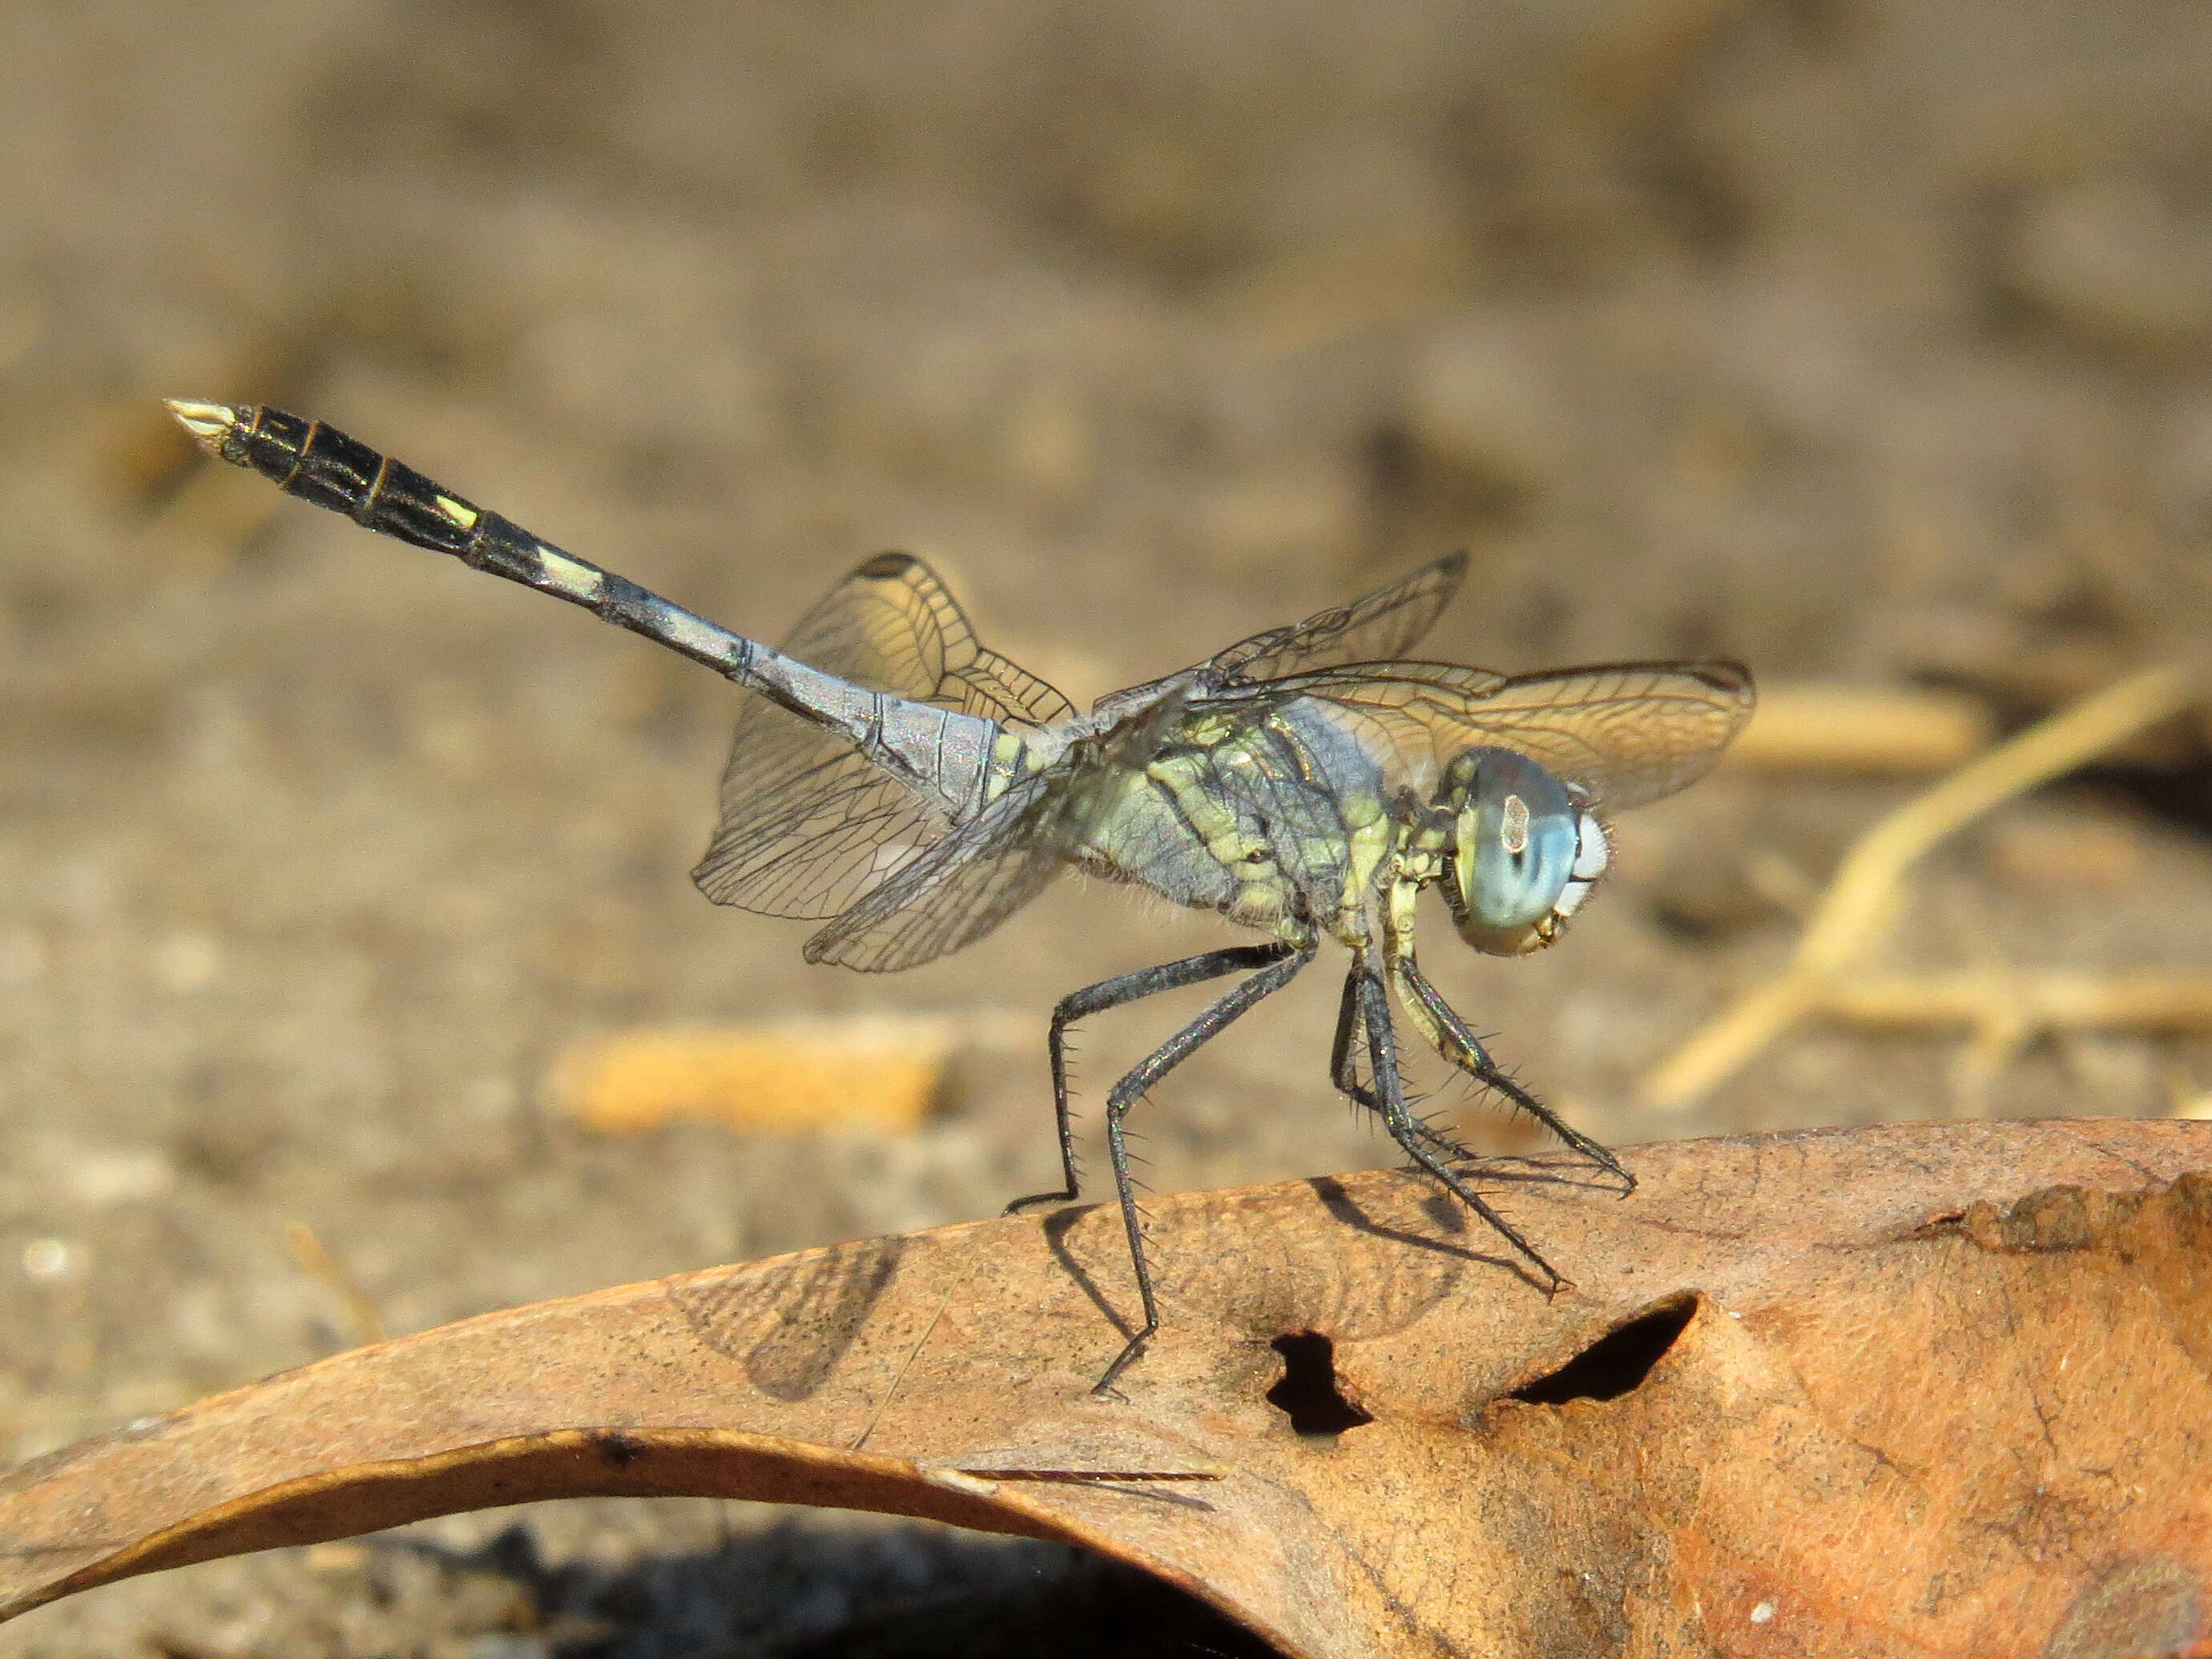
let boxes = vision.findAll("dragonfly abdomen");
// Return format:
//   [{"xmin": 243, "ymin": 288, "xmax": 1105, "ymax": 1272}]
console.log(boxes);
[
  {"xmin": 171, "ymin": 401, "xmax": 755, "ymax": 666},
  {"xmin": 168, "ymin": 401, "xmax": 1005, "ymax": 823}
]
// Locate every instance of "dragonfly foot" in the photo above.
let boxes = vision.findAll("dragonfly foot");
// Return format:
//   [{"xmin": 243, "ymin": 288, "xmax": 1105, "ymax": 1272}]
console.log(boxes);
[{"xmin": 1091, "ymin": 1329, "xmax": 1152, "ymax": 1398}]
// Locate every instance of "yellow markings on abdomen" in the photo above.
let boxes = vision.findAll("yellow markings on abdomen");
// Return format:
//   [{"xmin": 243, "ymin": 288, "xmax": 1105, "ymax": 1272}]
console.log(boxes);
[
  {"xmin": 654, "ymin": 606, "xmax": 734, "ymax": 661},
  {"xmin": 981, "ymin": 729, "xmax": 1044, "ymax": 803},
  {"xmin": 534, "ymin": 546, "xmax": 605, "ymax": 602},
  {"xmin": 435, "ymin": 495, "xmax": 479, "ymax": 530}
]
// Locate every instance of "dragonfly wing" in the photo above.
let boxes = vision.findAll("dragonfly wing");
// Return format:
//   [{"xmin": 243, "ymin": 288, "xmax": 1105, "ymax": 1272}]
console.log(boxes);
[
  {"xmin": 805, "ymin": 689, "xmax": 1189, "ymax": 973},
  {"xmin": 1205, "ymin": 550, "xmax": 1467, "ymax": 684},
  {"xmin": 694, "ymin": 553, "xmax": 1072, "ymax": 919},
  {"xmin": 799, "ymin": 774, "xmax": 1065, "ymax": 972},
  {"xmin": 788, "ymin": 550, "xmax": 1076, "ymax": 728},
  {"xmin": 1264, "ymin": 658, "xmax": 1755, "ymax": 811}
]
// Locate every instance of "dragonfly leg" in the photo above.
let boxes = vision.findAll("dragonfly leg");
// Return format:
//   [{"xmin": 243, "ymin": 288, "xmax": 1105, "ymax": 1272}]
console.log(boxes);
[
  {"xmin": 1328, "ymin": 965, "xmax": 1382, "ymax": 1111},
  {"xmin": 1356, "ymin": 963, "xmax": 1566, "ymax": 1293},
  {"xmin": 1006, "ymin": 942, "xmax": 1300, "ymax": 1215},
  {"xmin": 1393, "ymin": 957, "xmax": 1632, "ymax": 1191},
  {"xmin": 1333, "ymin": 961, "xmax": 1501, "ymax": 1161},
  {"xmin": 1083, "ymin": 941, "xmax": 1317, "ymax": 1397}
]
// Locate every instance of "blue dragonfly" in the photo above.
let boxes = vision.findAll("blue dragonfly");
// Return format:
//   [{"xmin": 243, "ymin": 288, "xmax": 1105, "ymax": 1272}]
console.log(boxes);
[{"xmin": 169, "ymin": 399, "xmax": 1754, "ymax": 1391}]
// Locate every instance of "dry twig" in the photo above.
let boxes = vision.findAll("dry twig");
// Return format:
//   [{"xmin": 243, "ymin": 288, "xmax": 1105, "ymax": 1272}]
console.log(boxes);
[
  {"xmin": 1643, "ymin": 664, "xmax": 2200, "ymax": 1111},
  {"xmin": 284, "ymin": 1222, "xmax": 386, "ymax": 1348},
  {"xmin": 1724, "ymin": 682, "xmax": 1995, "ymax": 774}
]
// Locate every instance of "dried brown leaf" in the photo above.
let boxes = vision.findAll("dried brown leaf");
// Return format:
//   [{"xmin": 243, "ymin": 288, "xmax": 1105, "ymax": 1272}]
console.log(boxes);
[{"xmin": 2, "ymin": 1119, "xmax": 2207, "ymax": 1658}]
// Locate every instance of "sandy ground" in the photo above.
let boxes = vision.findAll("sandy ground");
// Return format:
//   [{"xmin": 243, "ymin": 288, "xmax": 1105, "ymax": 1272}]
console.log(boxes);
[{"xmin": 2, "ymin": 2, "xmax": 2210, "ymax": 1653}]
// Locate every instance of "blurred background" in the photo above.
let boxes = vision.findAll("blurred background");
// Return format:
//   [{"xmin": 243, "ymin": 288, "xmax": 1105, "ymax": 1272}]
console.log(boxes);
[{"xmin": 4, "ymin": 1, "xmax": 2212, "ymax": 1653}]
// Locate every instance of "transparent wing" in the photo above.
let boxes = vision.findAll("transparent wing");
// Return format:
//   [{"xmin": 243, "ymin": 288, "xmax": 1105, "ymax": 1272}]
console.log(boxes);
[
  {"xmin": 798, "ymin": 774, "xmax": 1065, "ymax": 972},
  {"xmin": 693, "ymin": 553, "xmax": 1072, "ymax": 920},
  {"xmin": 804, "ymin": 691, "xmax": 1188, "ymax": 973},
  {"xmin": 1205, "ymin": 550, "xmax": 1467, "ymax": 684},
  {"xmin": 1255, "ymin": 658, "xmax": 1755, "ymax": 811}
]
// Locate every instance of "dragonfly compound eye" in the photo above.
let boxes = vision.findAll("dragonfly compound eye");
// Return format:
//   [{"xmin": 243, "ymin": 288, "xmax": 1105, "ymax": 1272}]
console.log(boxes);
[{"xmin": 1451, "ymin": 748, "xmax": 1578, "ymax": 956}]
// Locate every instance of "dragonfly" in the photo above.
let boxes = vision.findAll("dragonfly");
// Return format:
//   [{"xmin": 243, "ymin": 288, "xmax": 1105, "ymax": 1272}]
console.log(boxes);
[{"xmin": 167, "ymin": 398, "xmax": 1755, "ymax": 1394}]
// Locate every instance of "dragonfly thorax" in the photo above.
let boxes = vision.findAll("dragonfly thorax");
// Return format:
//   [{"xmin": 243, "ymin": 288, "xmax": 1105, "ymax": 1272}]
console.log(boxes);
[{"xmin": 1441, "ymin": 747, "xmax": 1610, "ymax": 956}]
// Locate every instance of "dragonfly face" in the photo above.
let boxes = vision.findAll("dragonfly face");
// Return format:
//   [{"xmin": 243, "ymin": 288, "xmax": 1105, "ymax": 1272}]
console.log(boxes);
[
  {"xmin": 170, "ymin": 398, "xmax": 1755, "ymax": 1397},
  {"xmin": 1444, "ymin": 747, "xmax": 1610, "ymax": 956}
]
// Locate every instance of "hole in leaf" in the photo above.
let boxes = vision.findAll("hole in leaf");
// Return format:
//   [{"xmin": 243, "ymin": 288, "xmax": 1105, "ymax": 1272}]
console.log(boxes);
[
  {"xmin": 1266, "ymin": 1332, "xmax": 1373, "ymax": 1437},
  {"xmin": 1509, "ymin": 1293, "xmax": 1698, "ymax": 1406}
]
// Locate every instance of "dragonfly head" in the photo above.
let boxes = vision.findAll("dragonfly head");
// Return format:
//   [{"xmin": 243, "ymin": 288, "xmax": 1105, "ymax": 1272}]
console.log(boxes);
[{"xmin": 1444, "ymin": 749, "xmax": 1610, "ymax": 956}]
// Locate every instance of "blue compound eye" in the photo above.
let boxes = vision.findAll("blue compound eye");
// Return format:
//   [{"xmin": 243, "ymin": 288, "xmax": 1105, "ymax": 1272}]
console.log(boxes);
[{"xmin": 1452, "ymin": 749, "xmax": 1577, "ymax": 953}]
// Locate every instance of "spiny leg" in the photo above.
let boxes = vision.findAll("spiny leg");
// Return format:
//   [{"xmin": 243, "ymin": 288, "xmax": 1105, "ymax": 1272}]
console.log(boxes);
[
  {"xmin": 1393, "ymin": 956, "xmax": 1631, "ymax": 1190},
  {"xmin": 1356, "ymin": 964, "xmax": 1565, "ymax": 1291},
  {"xmin": 1334, "ymin": 952, "xmax": 1620, "ymax": 1190},
  {"xmin": 1090, "ymin": 943, "xmax": 1316, "ymax": 1395},
  {"xmin": 1332, "ymin": 967, "xmax": 1509, "ymax": 1193},
  {"xmin": 1007, "ymin": 942, "xmax": 1299, "ymax": 1214},
  {"xmin": 1328, "ymin": 963, "xmax": 1381, "ymax": 1109},
  {"xmin": 1331, "ymin": 964, "xmax": 1468, "ymax": 1158}
]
